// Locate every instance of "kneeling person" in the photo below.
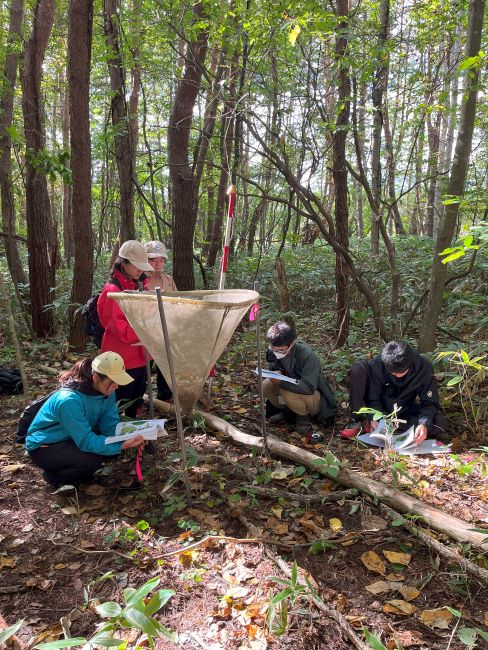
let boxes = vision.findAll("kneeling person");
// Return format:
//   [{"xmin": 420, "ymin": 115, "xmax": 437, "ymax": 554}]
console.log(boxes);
[
  {"xmin": 263, "ymin": 321, "xmax": 336, "ymax": 434},
  {"xmin": 25, "ymin": 352, "xmax": 145, "ymax": 486},
  {"xmin": 341, "ymin": 340, "xmax": 448, "ymax": 444}
]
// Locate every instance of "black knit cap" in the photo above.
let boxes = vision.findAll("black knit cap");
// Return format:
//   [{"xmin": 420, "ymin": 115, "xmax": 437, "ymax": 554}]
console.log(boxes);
[{"xmin": 381, "ymin": 341, "xmax": 415, "ymax": 373}]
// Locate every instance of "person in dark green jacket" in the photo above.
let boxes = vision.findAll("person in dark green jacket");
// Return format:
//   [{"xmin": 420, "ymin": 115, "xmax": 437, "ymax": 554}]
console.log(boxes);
[
  {"xmin": 263, "ymin": 321, "xmax": 337, "ymax": 434},
  {"xmin": 26, "ymin": 352, "xmax": 145, "ymax": 486}
]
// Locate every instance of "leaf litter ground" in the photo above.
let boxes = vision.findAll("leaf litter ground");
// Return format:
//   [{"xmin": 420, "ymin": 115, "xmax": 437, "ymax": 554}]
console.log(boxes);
[{"xmin": 0, "ymin": 350, "xmax": 487, "ymax": 650}]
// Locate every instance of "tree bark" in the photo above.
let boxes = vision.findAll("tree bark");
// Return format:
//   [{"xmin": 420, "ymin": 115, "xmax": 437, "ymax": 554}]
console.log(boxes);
[
  {"xmin": 0, "ymin": 0, "xmax": 26, "ymax": 290},
  {"xmin": 332, "ymin": 0, "xmax": 351, "ymax": 347},
  {"xmin": 104, "ymin": 0, "xmax": 135, "ymax": 241},
  {"xmin": 168, "ymin": 1, "xmax": 208, "ymax": 289},
  {"xmin": 61, "ymin": 70, "xmax": 73, "ymax": 265},
  {"xmin": 418, "ymin": 0, "xmax": 485, "ymax": 352},
  {"xmin": 21, "ymin": 0, "xmax": 56, "ymax": 337},
  {"xmin": 67, "ymin": 0, "xmax": 94, "ymax": 349}
]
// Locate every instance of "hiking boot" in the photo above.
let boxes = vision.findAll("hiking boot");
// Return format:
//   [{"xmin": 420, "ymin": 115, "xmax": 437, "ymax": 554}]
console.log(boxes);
[
  {"xmin": 340, "ymin": 420, "xmax": 363, "ymax": 439},
  {"xmin": 295, "ymin": 415, "xmax": 312, "ymax": 435},
  {"xmin": 269, "ymin": 410, "xmax": 286, "ymax": 424}
]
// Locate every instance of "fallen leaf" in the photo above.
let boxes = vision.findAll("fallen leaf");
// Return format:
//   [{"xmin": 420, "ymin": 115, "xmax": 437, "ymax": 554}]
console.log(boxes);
[
  {"xmin": 2, "ymin": 464, "xmax": 25, "ymax": 473},
  {"xmin": 365, "ymin": 580, "xmax": 396, "ymax": 595},
  {"xmin": 266, "ymin": 516, "xmax": 288, "ymax": 535},
  {"xmin": 383, "ymin": 599, "xmax": 417, "ymax": 616},
  {"xmin": 419, "ymin": 607, "xmax": 453, "ymax": 629},
  {"xmin": 341, "ymin": 532, "xmax": 360, "ymax": 546},
  {"xmin": 385, "ymin": 572, "xmax": 405, "ymax": 581},
  {"xmin": 397, "ymin": 585, "xmax": 421, "ymax": 601},
  {"xmin": 485, "ymin": 611, "xmax": 488, "ymax": 626},
  {"xmin": 269, "ymin": 467, "xmax": 293, "ymax": 480},
  {"xmin": 329, "ymin": 518, "xmax": 343, "ymax": 533},
  {"xmin": 179, "ymin": 549, "xmax": 199, "ymax": 568},
  {"xmin": 361, "ymin": 551, "xmax": 386, "ymax": 575},
  {"xmin": 271, "ymin": 505, "xmax": 283, "ymax": 519},
  {"xmin": 387, "ymin": 629, "xmax": 424, "ymax": 648},
  {"xmin": 383, "ymin": 550, "xmax": 411, "ymax": 565},
  {"xmin": 83, "ymin": 484, "xmax": 105, "ymax": 497},
  {"xmin": 54, "ymin": 563, "xmax": 69, "ymax": 569},
  {"xmin": 79, "ymin": 540, "xmax": 95, "ymax": 549},
  {"xmin": 361, "ymin": 514, "xmax": 388, "ymax": 530},
  {"xmin": 0, "ymin": 556, "xmax": 17, "ymax": 570},
  {"xmin": 85, "ymin": 498, "xmax": 105, "ymax": 511}
]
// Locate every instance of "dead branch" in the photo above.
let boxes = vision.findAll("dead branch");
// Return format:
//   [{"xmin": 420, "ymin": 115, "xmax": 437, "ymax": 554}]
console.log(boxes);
[{"xmin": 378, "ymin": 503, "xmax": 488, "ymax": 583}]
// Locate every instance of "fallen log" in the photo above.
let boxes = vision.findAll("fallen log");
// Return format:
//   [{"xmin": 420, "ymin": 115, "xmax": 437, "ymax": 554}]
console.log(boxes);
[{"xmin": 152, "ymin": 398, "xmax": 488, "ymax": 550}]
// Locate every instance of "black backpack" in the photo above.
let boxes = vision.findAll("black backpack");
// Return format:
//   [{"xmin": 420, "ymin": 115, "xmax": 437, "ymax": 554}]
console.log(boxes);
[
  {"xmin": 81, "ymin": 277, "xmax": 122, "ymax": 347},
  {"xmin": 0, "ymin": 368, "xmax": 23, "ymax": 395},
  {"xmin": 15, "ymin": 388, "xmax": 76, "ymax": 444}
]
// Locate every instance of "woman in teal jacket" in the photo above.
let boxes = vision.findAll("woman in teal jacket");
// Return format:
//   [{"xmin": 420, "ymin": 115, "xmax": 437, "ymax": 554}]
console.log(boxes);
[{"xmin": 26, "ymin": 352, "xmax": 144, "ymax": 486}]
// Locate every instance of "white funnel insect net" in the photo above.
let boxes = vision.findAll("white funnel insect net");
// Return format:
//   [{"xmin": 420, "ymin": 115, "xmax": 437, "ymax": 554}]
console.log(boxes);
[{"xmin": 108, "ymin": 289, "xmax": 259, "ymax": 414}]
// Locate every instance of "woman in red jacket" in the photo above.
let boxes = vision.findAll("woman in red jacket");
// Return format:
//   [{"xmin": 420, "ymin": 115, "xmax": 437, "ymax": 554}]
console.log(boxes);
[{"xmin": 97, "ymin": 240, "xmax": 153, "ymax": 417}]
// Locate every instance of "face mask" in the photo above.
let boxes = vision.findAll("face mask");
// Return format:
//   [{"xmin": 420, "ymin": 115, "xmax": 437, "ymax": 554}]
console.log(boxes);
[{"xmin": 269, "ymin": 346, "xmax": 289, "ymax": 359}]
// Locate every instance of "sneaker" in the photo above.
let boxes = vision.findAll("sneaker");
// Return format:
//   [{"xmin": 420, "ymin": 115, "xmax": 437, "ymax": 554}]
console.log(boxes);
[
  {"xmin": 340, "ymin": 420, "xmax": 363, "ymax": 439},
  {"xmin": 295, "ymin": 415, "xmax": 312, "ymax": 435},
  {"xmin": 269, "ymin": 411, "xmax": 286, "ymax": 424}
]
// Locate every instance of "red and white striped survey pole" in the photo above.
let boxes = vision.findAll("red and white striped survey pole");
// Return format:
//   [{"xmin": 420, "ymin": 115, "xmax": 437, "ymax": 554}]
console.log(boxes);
[{"xmin": 218, "ymin": 184, "xmax": 236, "ymax": 290}]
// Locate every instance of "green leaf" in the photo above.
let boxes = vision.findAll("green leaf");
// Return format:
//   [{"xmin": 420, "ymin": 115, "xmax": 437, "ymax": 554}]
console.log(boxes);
[
  {"xmin": 288, "ymin": 23, "xmax": 301, "ymax": 46},
  {"xmin": 362, "ymin": 628, "xmax": 388, "ymax": 650},
  {"xmin": 291, "ymin": 561, "xmax": 298, "ymax": 585},
  {"xmin": 0, "ymin": 620, "xmax": 24, "ymax": 644},
  {"xmin": 462, "ymin": 235, "xmax": 474, "ymax": 247},
  {"xmin": 457, "ymin": 627, "xmax": 477, "ymax": 647},
  {"xmin": 447, "ymin": 376, "xmax": 463, "ymax": 386},
  {"xmin": 441, "ymin": 250, "xmax": 465, "ymax": 264},
  {"xmin": 96, "ymin": 601, "xmax": 122, "ymax": 618},
  {"xmin": 445, "ymin": 606, "xmax": 463, "ymax": 618},
  {"xmin": 122, "ymin": 608, "xmax": 160, "ymax": 637},
  {"xmin": 459, "ymin": 55, "xmax": 480, "ymax": 71},
  {"xmin": 144, "ymin": 589, "xmax": 175, "ymax": 616},
  {"xmin": 270, "ymin": 587, "xmax": 293, "ymax": 605},
  {"xmin": 86, "ymin": 634, "xmax": 122, "ymax": 648},
  {"xmin": 124, "ymin": 577, "xmax": 160, "ymax": 606},
  {"xmin": 391, "ymin": 517, "xmax": 405, "ymax": 526},
  {"xmin": 478, "ymin": 630, "xmax": 488, "ymax": 641},
  {"xmin": 34, "ymin": 639, "xmax": 87, "ymax": 649}
]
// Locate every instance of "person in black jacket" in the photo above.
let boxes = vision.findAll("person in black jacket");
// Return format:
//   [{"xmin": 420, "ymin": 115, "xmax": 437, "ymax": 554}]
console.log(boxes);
[
  {"xmin": 341, "ymin": 341, "xmax": 448, "ymax": 444},
  {"xmin": 263, "ymin": 321, "xmax": 337, "ymax": 435}
]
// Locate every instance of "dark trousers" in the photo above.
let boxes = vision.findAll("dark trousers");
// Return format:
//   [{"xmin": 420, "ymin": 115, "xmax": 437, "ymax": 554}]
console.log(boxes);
[
  {"xmin": 348, "ymin": 360, "xmax": 448, "ymax": 437},
  {"xmin": 156, "ymin": 366, "xmax": 172, "ymax": 401},
  {"xmin": 29, "ymin": 440, "xmax": 105, "ymax": 485},
  {"xmin": 115, "ymin": 366, "xmax": 147, "ymax": 418}
]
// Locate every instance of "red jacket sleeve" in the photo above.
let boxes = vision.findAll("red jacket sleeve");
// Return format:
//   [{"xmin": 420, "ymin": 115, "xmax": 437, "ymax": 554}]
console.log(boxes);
[{"xmin": 98, "ymin": 283, "xmax": 139, "ymax": 345}]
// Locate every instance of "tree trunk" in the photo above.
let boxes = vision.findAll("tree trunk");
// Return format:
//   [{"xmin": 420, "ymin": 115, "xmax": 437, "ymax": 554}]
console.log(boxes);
[
  {"xmin": 332, "ymin": 0, "xmax": 351, "ymax": 347},
  {"xmin": 207, "ymin": 54, "xmax": 238, "ymax": 268},
  {"xmin": 418, "ymin": 0, "xmax": 485, "ymax": 352},
  {"xmin": 104, "ymin": 0, "xmax": 135, "ymax": 241},
  {"xmin": 168, "ymin": 1, "xmax": 208, "ymax": 289},
  {"xmin": 0, "ymin": 0, "xmax": 26, "ymax": 290},
  {"xmin": 21, "ymin": 0, "xmax": 56, "ymax": 337},
  {"xmin": 68, "ymin": 0, "xmax": 94, "ymax": 349},
  {"xmin": 61, "ymin": 70, "xmax": 73, "ymax": 265}
]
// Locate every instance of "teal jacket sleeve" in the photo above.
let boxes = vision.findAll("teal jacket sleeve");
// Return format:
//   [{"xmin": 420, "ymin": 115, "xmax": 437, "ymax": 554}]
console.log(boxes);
[
  {"xmin": 57, "ymin": 397, "xmax": 122, "ymax": 456},
  {"xmin": 96, "ymin": 394, "xmax": 121, "ymax": 438}
]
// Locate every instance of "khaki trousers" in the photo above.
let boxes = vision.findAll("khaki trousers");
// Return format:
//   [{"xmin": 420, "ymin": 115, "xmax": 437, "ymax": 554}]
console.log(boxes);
[{"xmin": 263, "ymin": 379, "xmax": 321, "ymax": 417}]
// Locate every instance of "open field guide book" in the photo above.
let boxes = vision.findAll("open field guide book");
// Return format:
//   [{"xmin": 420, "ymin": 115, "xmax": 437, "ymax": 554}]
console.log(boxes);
[
  {"xmin": 253, "ymin": 368, "xmax": 299, "ymax": 385},
  {"xmin": 357, "ymin": 419, "xmax": 451, "ymax": 455},
  {"xmin": 105, "ymin": 419, "xmax": 168, "ymax": 444}
]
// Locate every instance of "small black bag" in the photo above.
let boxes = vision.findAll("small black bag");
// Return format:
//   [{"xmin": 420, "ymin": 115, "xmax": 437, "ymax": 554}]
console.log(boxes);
[
  {"xmin": 16, "ymin": 392, "xmax": 55, "ymax": 444},
  {"xmin": 81, "ymin": 277, "xmax": 122, "ymax": 347},
  {"xmin": 0, "ymin": 368, "xmax": 23, "ymax": 395}
]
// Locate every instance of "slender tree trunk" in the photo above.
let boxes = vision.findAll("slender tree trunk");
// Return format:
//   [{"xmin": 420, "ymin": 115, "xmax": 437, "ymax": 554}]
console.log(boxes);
[
  {"xmin": 168, "ymin": 1, "xmax": 208, "ymax": 289},
  {"xmin": 61, "ymin": 70, "xmax": 73, "ymax": 265},
  {"xmin": 68, "ymin": 0, "xmax": 94, "ymax": 349},
  {"xmin": 104, "ymin": 0, "xmax": 135, "ymax": 241},
  {"xmin": 332, "ymin": 0, "xmax": 351, "ymax": 346},
  {"xmin": 418, "ymin": 0, "xmax": 485, "ymax": 352},
  {"xmin": 21, "ymin": 0, "xmax": 56, "ymax": 337},
  {"xmin": 0, "ymin": 0, "xmax": 26, "ymax": 288}
]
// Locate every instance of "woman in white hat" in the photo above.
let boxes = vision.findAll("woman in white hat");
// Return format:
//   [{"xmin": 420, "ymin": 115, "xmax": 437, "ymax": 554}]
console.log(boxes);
[
  {"xmin": 144, "ymin": 241, "xmax": 177, "ymax": 401},
  {"xmin": 25, "ymin": 352, "xmax": 145, "ymax": 486},
  {"xmin": 97, "ymin": 240, "xmax": 154, "ymax": 417},
  {"xmin": 144, "ymin": 240, "xmax": 177, "ymax": 292}
]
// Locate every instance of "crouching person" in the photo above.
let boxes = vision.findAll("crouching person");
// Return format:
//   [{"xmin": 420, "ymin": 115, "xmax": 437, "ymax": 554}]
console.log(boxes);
[
  {"xmin": 263, "ymin": 321, "xmax": 337, "ymax": 434},
  {"xmin": 340, "ymin": 340, "xmax": 449, "ymax": 444},
  {"xmin": 25, "ymin": 352, "xmax": 145, "ymax": 487}
]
